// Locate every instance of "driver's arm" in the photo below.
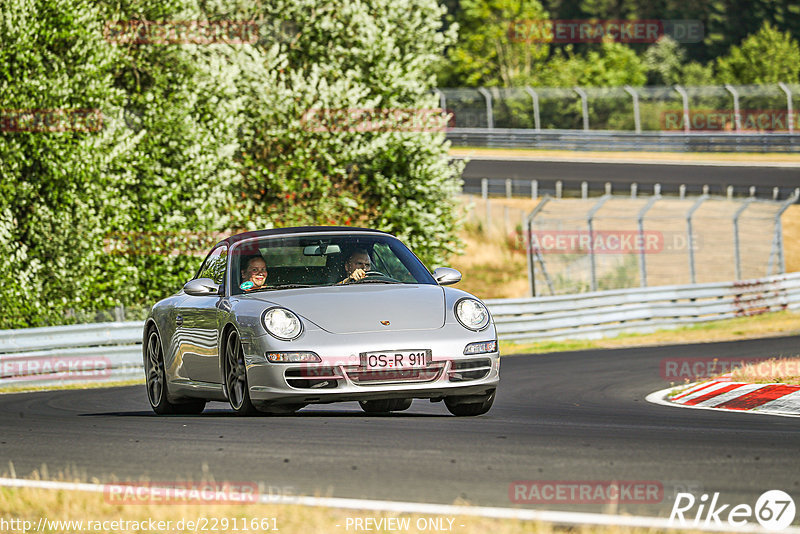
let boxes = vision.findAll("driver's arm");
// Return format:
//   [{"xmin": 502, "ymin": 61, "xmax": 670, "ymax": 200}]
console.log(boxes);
[{"xmin": 340, "ymin": 268, "xmax": 366, "ymax": 284}]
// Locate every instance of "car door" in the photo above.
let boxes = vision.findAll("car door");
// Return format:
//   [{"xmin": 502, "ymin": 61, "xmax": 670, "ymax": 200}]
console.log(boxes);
[{"xmin": 175, "ymin": 244, "xmax": 227, "ymax": 384}]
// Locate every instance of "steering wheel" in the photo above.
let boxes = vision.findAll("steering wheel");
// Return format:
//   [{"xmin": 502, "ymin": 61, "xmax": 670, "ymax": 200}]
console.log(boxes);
[{"xmin": 360, "ymin": 270, "xmax": 387, "ymax": 280}]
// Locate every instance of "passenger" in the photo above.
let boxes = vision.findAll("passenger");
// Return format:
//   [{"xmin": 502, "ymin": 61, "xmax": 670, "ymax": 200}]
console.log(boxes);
[
  {"xmin": 339, "ymin": 249, "xmax": 371, "ymax": 284},
  {"xmin": 240, "ymin": 256, "xmax": 268, "ymax": 291}
]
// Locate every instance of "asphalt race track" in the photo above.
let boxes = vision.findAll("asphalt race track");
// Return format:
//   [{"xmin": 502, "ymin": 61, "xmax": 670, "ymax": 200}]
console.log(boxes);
[
  {"xmin": 2, "ymin": 335, "xmax": 799, "ymax": 519},
  {"xmin": 460, "ymin": 158, "xmax": 800, "ymax": 198}
]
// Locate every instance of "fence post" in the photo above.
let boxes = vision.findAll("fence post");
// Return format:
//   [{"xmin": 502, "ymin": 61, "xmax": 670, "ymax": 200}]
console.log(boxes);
[
  {"xmin": 587, "ymin": 194, "xmax": 612, "ymax": 291},
  {"xmin": 686, "ymin": 194, "xmax": 708, "ymax": 284},
  {"xmin": 526, "ymin": 197, "xmax": 551, "ymax": 297},
  {"xmin": 770, "ymin": 189, "xmax": 800, "ymax": 275},
  {"xmin": 531, "ymin": 179, "xmax": 538, "ymax": 199},
  {"xmin": 637, "ymin": 194, "xmax": 662, "ymax": 287},
  {"xmin": 679, "ymin": 184, "xmax": 686, "ymax": 199},
  {"xmin": 477, "ymin": 87, "xmax": 494, "ymax": 129},
  {"xmin": 482, "ymin": 178, "xmax": 490, "ymax": 230},
  {"xmin": 555, "ymin": 180, "xmax": 562, "ymax": 199},
  {"xmin": 433, "ymin": 88, "xmax": 447, "ymax": 115},
  {"xmin": 732, "ymin": 198, "xmax": 755, "ymax": 280},
  {"xmin": 574, "ymin": 86, "xmax": 589, "ymax": 130},
  {"xmin": 505, "ymin": 178, "xmax": 512, "ymax": 199},
  {"xmin": 778, "ymin": 82, "xmax": 794, "ymax": 133},
  {"xmin": 581, "ymin": 181, "xmax": 588, "ymax": 199},
  {"xmin": 624, "ymin": 85, "xmax": 641, "ymax": 133},
  {"xmin": 674, "ymin": 85, "xmax": 690, "ymax": 134},
  {"xmin": 724, "ymin": 84, "xmax": 741, "ymax": 132},
  {"xmin": 631, "ymin": 183, "xmax": 638, "ymax": 198},
  {"xmin": 524, "ymin": 87, "xmax": 541, "ymax": 132}
]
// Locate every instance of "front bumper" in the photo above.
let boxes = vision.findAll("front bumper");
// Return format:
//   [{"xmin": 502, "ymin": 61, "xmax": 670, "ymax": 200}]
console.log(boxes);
[{"xmin": 242, "ymin": 324, "xmax": 500, "ymax": 405}]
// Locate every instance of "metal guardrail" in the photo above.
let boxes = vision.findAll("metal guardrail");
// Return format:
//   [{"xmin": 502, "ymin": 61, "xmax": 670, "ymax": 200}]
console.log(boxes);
[
  {"xmin": 0, "ymin": 321, "xmax": 143, "ymax": 387},
  {"xmin": 446, "ymin": 128, "xmax": 800, "ymax": 152},
  {"xmin": 1, "ymin": 273, "xmax": 799, "ymax": 386},
  {"xmin": 485, "ymin": 272, "xmax": 800, "ymax": 342}
]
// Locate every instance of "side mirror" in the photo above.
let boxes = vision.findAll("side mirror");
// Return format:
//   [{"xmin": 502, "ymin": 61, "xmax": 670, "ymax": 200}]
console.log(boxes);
[
  {"xmin": 432, "ymin": 267, "xmax": 462, "ymax": 286},
  {"xmin": 184, "ymin": 278, "xmax": 221, "ymax": 296}
]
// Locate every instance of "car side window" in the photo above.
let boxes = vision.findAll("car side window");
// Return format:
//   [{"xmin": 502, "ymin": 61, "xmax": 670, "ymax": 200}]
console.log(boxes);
[{"xmin": 196, "ymin": 245, "xmax": 228, "ymax": 285}]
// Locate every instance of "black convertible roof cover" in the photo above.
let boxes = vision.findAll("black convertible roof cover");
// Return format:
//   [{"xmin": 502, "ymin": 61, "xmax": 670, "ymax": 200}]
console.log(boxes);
[{"xmin": 224, "ymin": 226, "xmax": 392, "ymax": 246}]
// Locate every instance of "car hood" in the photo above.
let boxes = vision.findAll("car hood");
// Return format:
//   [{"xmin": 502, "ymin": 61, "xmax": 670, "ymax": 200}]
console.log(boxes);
[{"xmin": 250, "ymin": 284, "xmax": 446, "ymax": 334}]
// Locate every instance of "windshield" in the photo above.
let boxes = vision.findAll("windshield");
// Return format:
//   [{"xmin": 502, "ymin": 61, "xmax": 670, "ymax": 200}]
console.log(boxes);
[{"xmin": 228, "ymin": 234, "xmax": 436, "ymax": 295}]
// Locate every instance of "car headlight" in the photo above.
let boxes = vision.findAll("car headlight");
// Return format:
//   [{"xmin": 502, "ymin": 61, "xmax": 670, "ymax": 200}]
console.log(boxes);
[
  {"xmin": 455, "ymin": 298, "xmax": 490, "ymax": 331},
  {"xmin": 262, "ymin": 308, "xmax": 303, "ymax": 340}
]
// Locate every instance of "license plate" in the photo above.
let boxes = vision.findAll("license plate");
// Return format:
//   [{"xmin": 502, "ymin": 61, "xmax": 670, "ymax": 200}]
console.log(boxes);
[{"xmin": 361, "ymin": 350, "xmax": 430, "ymax": 370}]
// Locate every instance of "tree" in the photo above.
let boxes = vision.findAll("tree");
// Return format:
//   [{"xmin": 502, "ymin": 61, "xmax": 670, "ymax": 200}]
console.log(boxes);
[
  {"xmin": 236, "ymin": 0, "xmax": 463, "ymax": 266},
  {"xmin": 643, "ymin": 36, "xmax": 685, "ymax": 85},
  {"xmin": 0, "ymin": 0, "xmax": 464, "ymax": 327},
  {"xmin": 437, "ymin": 0, "xmax": 551, "ymax": 87},
  {"xmin": 716, "ymin": 22, "xmax": 800, "ymax": 84},
  {"xmin": 571, "ymin": 40, "xmax": 647, "ymax": 87}
]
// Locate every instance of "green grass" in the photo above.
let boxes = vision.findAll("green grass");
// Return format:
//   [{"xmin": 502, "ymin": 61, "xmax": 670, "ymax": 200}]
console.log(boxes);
[{"xmin": 0, "ymin": 378, "xmax": 143, "ymax": 395}]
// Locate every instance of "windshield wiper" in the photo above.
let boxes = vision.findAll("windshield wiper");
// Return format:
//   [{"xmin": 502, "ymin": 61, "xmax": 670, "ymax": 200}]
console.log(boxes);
[{"xmin": 356, "ymin": 279, "xmax": 403, "ymax": 284}]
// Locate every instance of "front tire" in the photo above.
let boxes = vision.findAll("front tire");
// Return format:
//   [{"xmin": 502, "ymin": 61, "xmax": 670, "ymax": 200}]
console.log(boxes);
[
  {"xmin": 224, "ymin": 330, "xmax": 258, "ymax": 416},
  {"xmin": 144, "ymin": 329, "xmax": 206, "ymax": 415},
  {"xmin": 444, "ymin": 390, "xmax": 495, "ymax": 417}
]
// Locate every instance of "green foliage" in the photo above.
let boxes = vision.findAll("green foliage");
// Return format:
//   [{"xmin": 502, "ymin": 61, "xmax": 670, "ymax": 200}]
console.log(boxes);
[
  {"xmin": 437, "ymin": 0, "xmax": 550, "ymax": 87},
  {"xmin": 572, "ymin": 41, "xmax": 647, "ymax": 87},
  {"xmin": 234, "ymin": 0, "xmax": 462, "ymax": 267},
  {"xmin": 643, "ymin": 37, "xmax": 685, "ymax": 86},
  {"xmin": 716, "ymin": 22, "xmax": 800, "ymax": 84},
  {"xmin": 0, "ymin": 0, "xmax": 461, "ymax": 328}
]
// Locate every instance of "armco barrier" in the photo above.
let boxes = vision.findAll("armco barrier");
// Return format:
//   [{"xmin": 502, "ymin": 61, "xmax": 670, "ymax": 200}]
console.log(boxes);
[
  {"xmin": 486, "ymin": 272, "xmax": 800, "ymax": 342},
  {"xmin": 446, "ymin": 128, "xmax": 800, "ymax": 153},
  {"xmin": 1, "ymin": 272, "xmax": 799, "ymax": 387},
  {"xmin": 0, "ymin": 321, "xmax": 143, "ymax": 387}
]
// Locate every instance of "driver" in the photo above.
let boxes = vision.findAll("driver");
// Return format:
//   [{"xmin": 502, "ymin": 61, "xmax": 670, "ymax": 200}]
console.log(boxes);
[
  {"xmin": 240, "ymin": 256, "xmax": 268, "ymax": 291},
  {"xmin": 339, "ymin": 249, "xmax": 371, "ymax": 284}
]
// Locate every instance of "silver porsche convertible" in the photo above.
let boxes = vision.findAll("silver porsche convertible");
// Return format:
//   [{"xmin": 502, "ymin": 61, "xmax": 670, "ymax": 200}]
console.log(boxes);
[{"xmin": 143, "ymin": 227, "xmax": 499, "ymax": 416}]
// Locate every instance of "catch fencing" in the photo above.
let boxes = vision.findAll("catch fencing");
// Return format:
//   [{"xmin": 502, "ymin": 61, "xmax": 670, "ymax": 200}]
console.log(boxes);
[
  {"xmin": 462, "ymin": 188, "xmax": 799, "ymax": 296},
  {"xmin": 437, "ymin": 84, "xmax": 800, "ymax": 151}
]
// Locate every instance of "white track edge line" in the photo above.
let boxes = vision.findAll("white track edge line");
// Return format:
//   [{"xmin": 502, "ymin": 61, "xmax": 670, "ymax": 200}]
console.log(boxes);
[
  {"xmin": 646, "ymin": 386, "xmax": 800, "ymax": 418},
  {"xmin": 1, "ymin": 478, "xmax": 797, "ymax": 533}
]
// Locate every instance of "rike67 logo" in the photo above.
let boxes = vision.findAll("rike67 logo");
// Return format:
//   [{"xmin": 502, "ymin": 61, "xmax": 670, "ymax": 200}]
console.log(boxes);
[{"xmin": 670, "ymin": 490, "xmax": 796, "ymax": 531}]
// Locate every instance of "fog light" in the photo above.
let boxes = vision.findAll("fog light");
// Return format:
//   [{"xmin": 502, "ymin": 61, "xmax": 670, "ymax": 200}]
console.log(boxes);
[
  {"xmin": 463, "ymin": 340, "xmax": 497, "ymax": 355},
  {"xmin": 266, "ymin": 352, "xmax": 321, "ymax": 363}
]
